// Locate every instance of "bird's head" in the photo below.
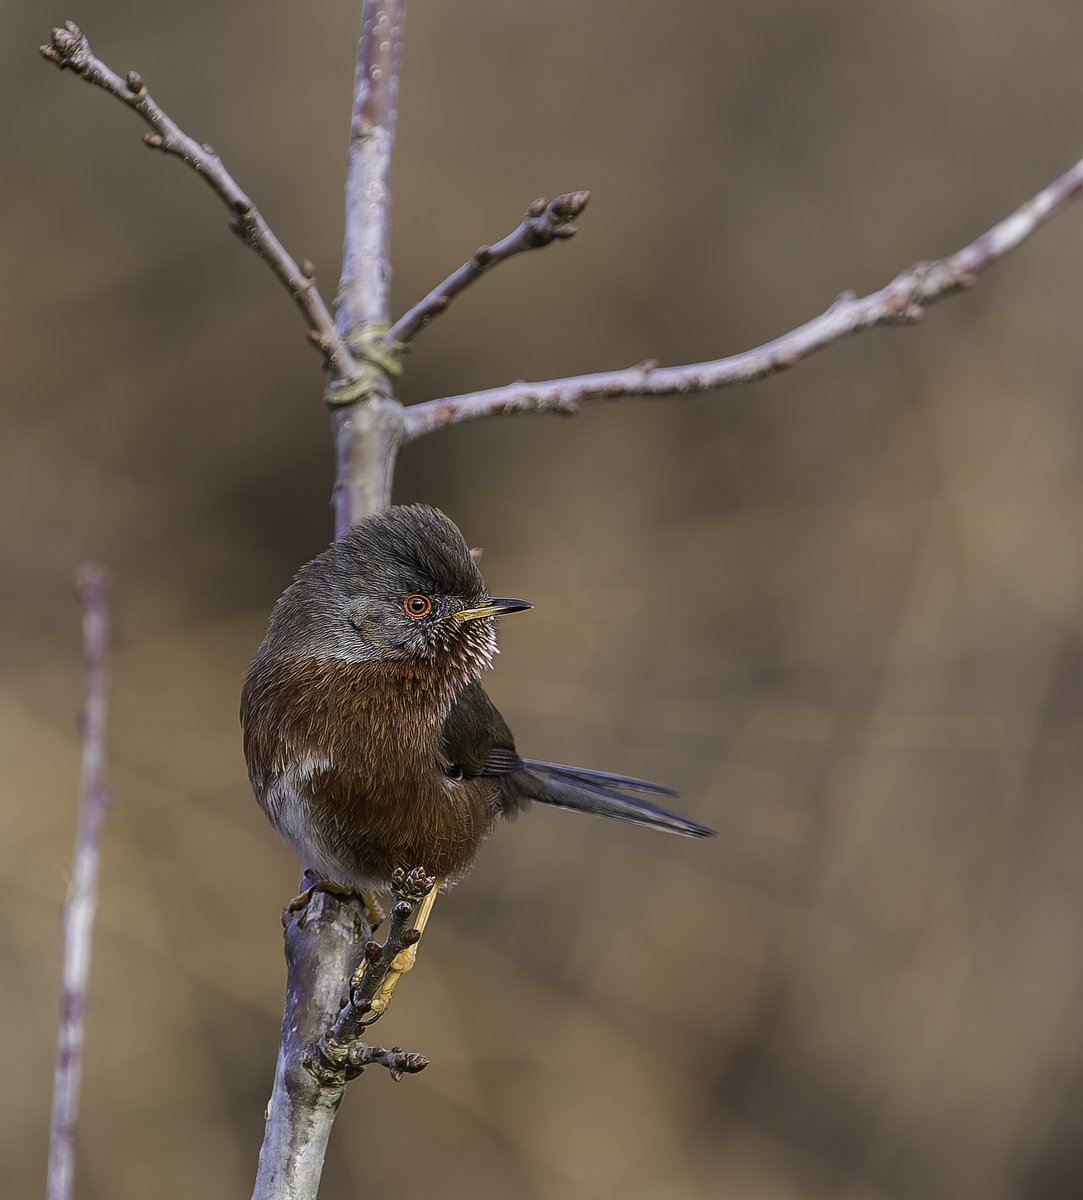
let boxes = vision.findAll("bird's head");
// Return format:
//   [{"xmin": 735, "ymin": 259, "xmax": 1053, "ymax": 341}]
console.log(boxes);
[{"xmin": 258, "ymin": 505, "xmax": 531, "ymax": 675}]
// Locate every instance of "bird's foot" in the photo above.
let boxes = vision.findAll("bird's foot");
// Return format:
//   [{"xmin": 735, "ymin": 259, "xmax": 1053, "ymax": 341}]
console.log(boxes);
[
  {"xmin": 349, "ymin": 867, "xmax": 438, "ymax": 1023},
  {"xmin": 286, "ymin": 875, "xmax": 360, "ymax": 913}
]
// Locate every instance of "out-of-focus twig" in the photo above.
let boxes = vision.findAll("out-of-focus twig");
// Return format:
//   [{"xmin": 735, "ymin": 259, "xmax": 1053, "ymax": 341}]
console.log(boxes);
[
  {"xmin": 39, "ymin": 22, "xmax": 359, "ymax": 387},
  {"xmin": 402, "ymin": 154, "xmax": 1083, "ymax": 439},
  {"xmin": 387, "ymin": 191, "xmax": 591, "ymax": 346},
  {"xmin": 46, "ymin": 565, "xmax": 112, "ymax": 1200}
]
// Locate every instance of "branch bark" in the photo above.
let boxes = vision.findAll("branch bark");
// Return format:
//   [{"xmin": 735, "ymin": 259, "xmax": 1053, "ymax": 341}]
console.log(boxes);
[
  {"xmin": 401, "ymin": 154, "xmax": 1083, "ymax": 439},
  {"xmin": 47, "ymin": 565, "xmax": 112, "ymax": 1200}
]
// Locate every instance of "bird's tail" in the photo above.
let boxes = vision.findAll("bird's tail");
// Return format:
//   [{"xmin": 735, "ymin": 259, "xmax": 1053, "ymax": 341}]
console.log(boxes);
[{"xmin": 514, "ymin": 759, "xmax": 716, "ymax": 839}]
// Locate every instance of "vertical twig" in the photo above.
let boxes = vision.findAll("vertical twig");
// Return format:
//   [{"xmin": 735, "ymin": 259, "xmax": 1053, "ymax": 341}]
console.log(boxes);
[
  {"xmin": 252, "ymin": 7, "xmax": 408, "ymax": 1199},
  {"xmin": 47, "ymin": 565, "xmax": 112, "ymax": 1200},
  {"xmin": 329, "ymin": 0, "xmax": 407, "ymax": 536},
  {"xmin": 336, "ymin": 0, "xmax": 402, "ymax": 343}
]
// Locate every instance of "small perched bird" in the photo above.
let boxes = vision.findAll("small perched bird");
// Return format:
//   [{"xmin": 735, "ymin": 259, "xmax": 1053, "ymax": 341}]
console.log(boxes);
[{"xmin": 241, "ymin": 505, "xmax": 714, "ymax": 910}]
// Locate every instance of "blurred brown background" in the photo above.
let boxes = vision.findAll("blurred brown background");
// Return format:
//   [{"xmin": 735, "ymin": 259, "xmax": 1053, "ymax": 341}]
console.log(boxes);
[{"xmin": 6, "ymin": 2, "xmax": 1083, "ymax": 1197}]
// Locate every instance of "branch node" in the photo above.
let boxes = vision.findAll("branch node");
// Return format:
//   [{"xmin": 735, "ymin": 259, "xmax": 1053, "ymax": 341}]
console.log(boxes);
[
  {"xmin": 142, "ymin": 132, "xmax": 164, "ymax": 151},
  {"xmin": 125, "ymin": 70, "xmax": 145, "ymax": 95}
]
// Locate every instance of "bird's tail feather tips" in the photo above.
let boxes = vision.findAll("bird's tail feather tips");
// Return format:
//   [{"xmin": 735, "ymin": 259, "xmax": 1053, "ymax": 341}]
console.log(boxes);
[{"xmin": 519, "ymin": 759, "xmax": 716, "ymax": 839}]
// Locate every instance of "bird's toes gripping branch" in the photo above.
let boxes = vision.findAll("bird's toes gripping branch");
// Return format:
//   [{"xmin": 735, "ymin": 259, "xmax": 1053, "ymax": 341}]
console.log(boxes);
[
  {"xmin": 284, "ymin": 871, "xmax": 386, "ymax": 929},
  {"xmin": 307, "ymin": 867, "xmax": 438, "ymax": 1086}
]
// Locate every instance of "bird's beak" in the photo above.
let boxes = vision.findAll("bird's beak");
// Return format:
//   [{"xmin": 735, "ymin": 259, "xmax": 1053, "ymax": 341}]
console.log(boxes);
[{"xmin": 449, "ymin": 597, "xmax": 533, "ymax": 622}]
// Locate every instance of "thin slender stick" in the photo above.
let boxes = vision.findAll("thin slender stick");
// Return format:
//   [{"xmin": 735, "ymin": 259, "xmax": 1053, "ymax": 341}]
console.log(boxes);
[
  {"xmin": 387, "ymin": 191, "xmax": 590, "ymax": 346},
  {"xmin": 39, "ymin": 23, "xmax": 360, "ymax": 386},
  {"xmin": 402, "ymin": 153, "xmax": 1083, "ymax": 439},
  {"xmin": 46, "ymin": 565, "xmax": 112, "ymax": 1200}
]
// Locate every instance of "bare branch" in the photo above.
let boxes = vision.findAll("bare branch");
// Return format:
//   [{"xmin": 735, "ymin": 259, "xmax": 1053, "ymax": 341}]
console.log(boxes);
[
  {"xmin": 387, "ymin": 190, "xmax": 591, "ymax": 346},
  {"xmin": 251, "ymin": 890, "xmax": 368, "ymax": 1200},
  {"xmin": 47, "ymin": 565, "xmax": 112, "ymax": 1200},
  {"xmin": 402, "ymin": 153, "xmax": 1083, "ymax": 440},
  {"xmin": 335, "ymin": 2, "xmax": 405, "ymax": 347},
  {"xmin": 40, "ymin": 22, "xmax": 360, "ymax": 386}
]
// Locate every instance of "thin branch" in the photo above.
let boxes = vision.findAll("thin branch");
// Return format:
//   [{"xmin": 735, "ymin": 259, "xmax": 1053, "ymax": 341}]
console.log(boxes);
[
  {"xmin": 47, "ymin": 565, "xmax": 112, "ymax": 1200},
  {"xmin": 39, "ymin": 23, "xmax": 360, "ymax": 387},
  {"xmin": 387, "ymin": 191, "xmax": 591, "ymax": 346},
  {"xmin": 402, "ymin": 152, "xmax": 1083, "ymax": 440}
]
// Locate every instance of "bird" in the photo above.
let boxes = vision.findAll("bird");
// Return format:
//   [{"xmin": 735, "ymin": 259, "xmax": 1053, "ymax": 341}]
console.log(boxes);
[{"xmin": 241, "ymin": 504, "xmax": 715, "ymax": 1007}]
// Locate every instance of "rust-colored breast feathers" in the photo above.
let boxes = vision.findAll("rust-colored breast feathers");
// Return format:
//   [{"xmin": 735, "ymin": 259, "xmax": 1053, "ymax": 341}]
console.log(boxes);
[{"xmin": 241, "ymin": 654, "xmax": 496, "ymax": 885}]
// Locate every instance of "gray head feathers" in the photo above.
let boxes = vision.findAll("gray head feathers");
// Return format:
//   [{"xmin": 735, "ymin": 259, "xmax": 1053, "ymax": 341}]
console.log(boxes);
[{"xmin": 256, "ymin": 505, "xmax": 490, "ymax": 664}]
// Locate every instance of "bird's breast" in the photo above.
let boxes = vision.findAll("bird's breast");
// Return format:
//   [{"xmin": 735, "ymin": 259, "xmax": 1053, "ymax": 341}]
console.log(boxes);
[{"xmin": 241, "ymin": 653, "xmax": 495, "ymax": 886}]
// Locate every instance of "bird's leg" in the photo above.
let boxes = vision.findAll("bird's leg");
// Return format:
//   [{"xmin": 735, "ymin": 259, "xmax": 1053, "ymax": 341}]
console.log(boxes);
[
  {"xmin": 348, "ymin": 867, "xmax": 438, "ymax": 1022},
  {"xmin": 371, "ymin": 885, "xmax": 438, "ymax": 1014}
]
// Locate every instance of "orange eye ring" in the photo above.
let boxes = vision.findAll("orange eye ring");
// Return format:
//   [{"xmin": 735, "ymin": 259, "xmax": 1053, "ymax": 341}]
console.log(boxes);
[{"xmin": 403, "ymin": 593, "xmax": 433, "ymax": 618}]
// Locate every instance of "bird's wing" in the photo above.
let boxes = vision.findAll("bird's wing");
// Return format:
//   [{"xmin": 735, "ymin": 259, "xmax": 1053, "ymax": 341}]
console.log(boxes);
[
  {"xmin": 440, "ymin": 678, "xmax": 523, "ymax": 778},
  {"xmin": 440, "ymin": 680, "xmax": 715, "ymax": 837}
]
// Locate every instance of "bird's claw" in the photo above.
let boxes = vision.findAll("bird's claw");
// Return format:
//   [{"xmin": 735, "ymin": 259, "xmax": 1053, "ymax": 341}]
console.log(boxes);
[{"xmin": 286, "ymin": 877, "xmax": 360, "ymax": 913}]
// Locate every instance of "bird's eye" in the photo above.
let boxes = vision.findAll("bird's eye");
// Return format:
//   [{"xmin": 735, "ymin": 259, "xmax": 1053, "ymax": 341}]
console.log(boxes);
[{"xmin": 403, "ymin": 593, "xmax": 433, "ymax": 618}]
